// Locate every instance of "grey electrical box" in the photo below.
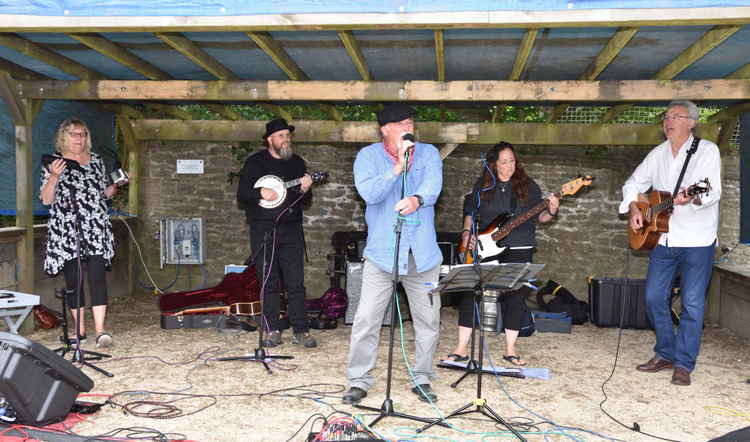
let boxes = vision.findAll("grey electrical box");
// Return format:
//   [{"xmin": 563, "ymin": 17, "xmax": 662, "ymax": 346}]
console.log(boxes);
[{"xmin": 160, "ymin": 218, "xmax": 205, "ymax": 267}]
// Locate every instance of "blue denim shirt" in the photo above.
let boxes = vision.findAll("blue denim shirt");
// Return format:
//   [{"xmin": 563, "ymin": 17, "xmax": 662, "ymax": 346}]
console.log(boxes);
[{"xmin": 353, "ymin": 141, "xmax": 443, "ymax": 275}]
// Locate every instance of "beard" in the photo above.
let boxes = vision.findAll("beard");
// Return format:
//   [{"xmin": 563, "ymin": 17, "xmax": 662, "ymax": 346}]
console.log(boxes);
[{"xmin": 277, "ymin": 144, "xmax": 293, "ymax": 160}]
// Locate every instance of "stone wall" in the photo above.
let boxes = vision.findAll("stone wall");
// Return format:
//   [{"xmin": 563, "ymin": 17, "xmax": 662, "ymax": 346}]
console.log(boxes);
[{"xmin": 135, "ymin": 140, "xmax": 746, "ymax": 301}]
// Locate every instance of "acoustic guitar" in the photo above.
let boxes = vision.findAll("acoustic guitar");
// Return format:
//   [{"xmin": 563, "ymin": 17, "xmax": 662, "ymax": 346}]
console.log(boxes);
[
  {"xmin": 254, "ymin": 171, "xmax": 328, "ymax": 209},
  {"xmin": 627, "ymin": 178, "xmax": 711, "ymax": 251},
  {"xmin": 172, "ymin": 301, "xmax": 261, "ymax": 317},
  {"xmin": 459, "ymin": 175, "xmax": 594, "ymax": 264}
]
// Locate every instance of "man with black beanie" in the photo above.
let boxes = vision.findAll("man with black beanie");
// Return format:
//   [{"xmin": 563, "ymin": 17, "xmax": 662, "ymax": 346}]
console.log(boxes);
[{"xmin": 237, "ymin": 118, "xmax": 317, "ymax": 348}]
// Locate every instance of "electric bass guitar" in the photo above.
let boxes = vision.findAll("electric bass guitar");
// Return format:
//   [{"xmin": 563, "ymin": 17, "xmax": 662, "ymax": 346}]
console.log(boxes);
[
  {"xmin": 459, "ymin": 175, "xmax": 594, "ymax": 264},
  {"xmin": 627, "ymin": 178, "xmax": 711, "ymax": 251},
  {"xmin": 254, "ymin": 171, "xmax": 328, "ymax": 209}
]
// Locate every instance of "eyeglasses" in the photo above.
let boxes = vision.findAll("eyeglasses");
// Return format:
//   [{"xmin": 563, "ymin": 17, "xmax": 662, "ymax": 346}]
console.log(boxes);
[
  {"xmin": 661, "ymin": 115, "xmax": 694, "ymax": 121},
  {"xmin": 66, "ymin": 131, "xmax": 88, "ymax": 138}
]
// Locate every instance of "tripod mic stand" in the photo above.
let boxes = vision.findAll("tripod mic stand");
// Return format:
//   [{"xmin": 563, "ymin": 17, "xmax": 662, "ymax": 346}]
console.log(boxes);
[
  {"xmin": 53, "ymin": 287, "xmax": 113, "ymax": 377},
  {"xmin": 52, "ymin": 185, "xmax": 112, "ymax": 377},
  {"xmin": 353, "ymin": 216, "xmax": 445, "ymax": 429},
  {"xmin": 216, "ymin": 230, "xmax": 293, "ymax": 372}
]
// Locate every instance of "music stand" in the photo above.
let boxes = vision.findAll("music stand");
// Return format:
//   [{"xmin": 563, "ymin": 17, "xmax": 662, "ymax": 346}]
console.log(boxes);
[{"xmin": 417, "ymin": 263, "xmax": 543, "ymax": 440}]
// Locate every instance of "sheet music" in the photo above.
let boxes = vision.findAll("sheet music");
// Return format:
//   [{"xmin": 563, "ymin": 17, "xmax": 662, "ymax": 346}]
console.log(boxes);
[{"xmin": 434, "ymin": 263, "xmax": 545, "ymax": 294}]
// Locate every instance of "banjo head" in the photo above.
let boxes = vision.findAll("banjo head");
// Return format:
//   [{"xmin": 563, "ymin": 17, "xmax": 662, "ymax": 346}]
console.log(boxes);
[{"xmin": 254, "ymin": 175, "xmax": 287, "ymax": 208}]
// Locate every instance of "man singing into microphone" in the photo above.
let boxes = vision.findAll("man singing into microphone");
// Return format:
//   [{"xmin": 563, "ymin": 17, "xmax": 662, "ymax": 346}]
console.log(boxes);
[{"xmin": 342, "ymin": 104, "xmax": 443, "ymax": 405}]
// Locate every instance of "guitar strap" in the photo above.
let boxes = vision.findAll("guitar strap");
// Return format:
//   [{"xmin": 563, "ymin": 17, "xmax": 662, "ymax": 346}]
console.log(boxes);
[{"xmin": 671, "ymin": 136, "xmax": 700, "ymax": 198}]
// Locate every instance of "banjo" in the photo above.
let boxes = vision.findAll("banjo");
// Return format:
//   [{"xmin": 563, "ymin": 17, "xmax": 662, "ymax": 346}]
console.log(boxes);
[{"xmin": 254, "ymin": 171, "xmax": 328, "ymax": 209}]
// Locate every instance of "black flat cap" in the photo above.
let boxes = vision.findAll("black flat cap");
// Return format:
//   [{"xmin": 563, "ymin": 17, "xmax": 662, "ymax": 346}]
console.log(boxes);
[
  {"xmin": 377, "ymin": 104, "xmax": 416, "ymax": 126},
  {"xmin": 263, "ymin": 118, "xmax": 295, "ymax": 139}
]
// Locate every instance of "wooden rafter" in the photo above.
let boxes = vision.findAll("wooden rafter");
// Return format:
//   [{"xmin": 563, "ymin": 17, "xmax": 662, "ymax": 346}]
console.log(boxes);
[
  {"xmin": 708, "ymin": 102, "xmax": 750, "ymax": 123},
  {"xmin": 439, "ymin": 143, "xmax": 459, "ymax": 160},
  {"xmin": 131, "ymin": 119, "xmax": 722, "ymax": 146},
  {"xmin": 0, "ymin": 71, "xmax": 25, "ymax": 125},
  {"xmin": 600, "ymin": 25, "xmax": 742, "ymax": 123},
  {"xmin": 337, "ymin": 31, "xmax": 371, "ymax": 81},
  {"xmin": 154, "ymin": 32, "xmax": 287, "ymax": 120},
  {"xmin": 247, "ymin": 31, "xmax": 342, "ymax": 121},
  {"xmin": 19, "ymin": 78, "xmax": 750, "ymax": 102},
  {"xmin": 0, "ymin": 57, "xmax": 49, "ymax": 80},
  {"xmin": 0, "ymin": 33, "xmax": 105, "ymax": 79},
  {"xmin": 494, "ymin": 29, "xmax": 538, "ymax": 123},
  {"xmin": 143, "ymin": 103, "xmax": 193, "ymax": 120},
  {"xmin": 509, "ymin": 29, "xmax": 539, "ymax": 82},
  {"xmin": 434, "ymin": 30, "xmax": 445, "ymax": 82},
  {"xmin": 727, "ymin": 62, "xmax": 750, "ymax": 79},
  {"xmin": 99, "ymin": 103, "xmax": 145, "ymax": 119},
  {"xmin": 69, "ymin": 33, "xmax": 173, "ymax": 80},
  {"xmin": 155, "ymin": 32, "xmax": 237, "ymax": 80},
  {"xmin": 549, "ymin": 27, "xmax": 638, "ymax": 122}
]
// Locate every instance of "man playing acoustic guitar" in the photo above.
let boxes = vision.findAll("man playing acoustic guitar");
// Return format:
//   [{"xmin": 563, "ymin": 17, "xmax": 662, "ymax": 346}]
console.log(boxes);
[
  {"xmin": 237, "ymin": 118, "xmax": 317, "ymax": 348},
  {"xmin": 619, "ymin": 100, "xmax": 721, "ymax": 386}
]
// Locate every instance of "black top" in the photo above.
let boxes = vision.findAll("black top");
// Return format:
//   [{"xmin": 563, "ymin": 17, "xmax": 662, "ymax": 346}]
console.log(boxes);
[
  {"xmin": 462, "ymin": 178, "xmax": 543, "ymax": 248},
  {"xmin": 236, "ymin": 149, "xmax": 312, "ymax": 225},
  {"xmin": 40, "ymin": 153, "xmax": 114, "ymax": 276}
]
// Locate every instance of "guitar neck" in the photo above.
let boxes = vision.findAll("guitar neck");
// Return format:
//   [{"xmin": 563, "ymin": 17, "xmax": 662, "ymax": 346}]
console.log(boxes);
[
  {"xmin": 284, "ymin": 178, "xmax": 302, "ymax": 189},
  {"xmin": 491, "ymin": 192, "xmax": 560, "ymax": 241}
]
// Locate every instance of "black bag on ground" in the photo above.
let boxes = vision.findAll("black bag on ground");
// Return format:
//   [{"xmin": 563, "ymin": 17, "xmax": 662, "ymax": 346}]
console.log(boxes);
[{"xmin": 536, "ymin": 280, "xmax": 589, "ymax": 324}]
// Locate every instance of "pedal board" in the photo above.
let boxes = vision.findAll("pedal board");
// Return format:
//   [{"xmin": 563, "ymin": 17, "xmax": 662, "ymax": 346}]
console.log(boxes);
[{"xmin": 306, "ymin": 434, "xmax": 384, "ymax": 442}]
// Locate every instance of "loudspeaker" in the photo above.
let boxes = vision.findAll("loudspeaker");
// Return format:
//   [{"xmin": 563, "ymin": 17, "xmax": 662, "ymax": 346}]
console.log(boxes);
[
  {"xmin": 0, "ymin": 332, "xmax": 93, "ymax": 426},
  {"xmin": 344, "ymin": 262, "xmax": 410, "ymax": 325}
]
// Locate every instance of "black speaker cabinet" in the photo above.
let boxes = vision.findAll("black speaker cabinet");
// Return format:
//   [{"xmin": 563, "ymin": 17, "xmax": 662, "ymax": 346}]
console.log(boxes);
[{"xmin": 0, "ymin": 332, "xmax": 93, "ymax": 426}]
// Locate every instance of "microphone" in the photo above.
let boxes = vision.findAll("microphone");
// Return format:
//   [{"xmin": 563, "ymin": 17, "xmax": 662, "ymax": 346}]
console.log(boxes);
[{"xmin": 401, "ymin": 132, "xmax": 415, "ymax": 148}]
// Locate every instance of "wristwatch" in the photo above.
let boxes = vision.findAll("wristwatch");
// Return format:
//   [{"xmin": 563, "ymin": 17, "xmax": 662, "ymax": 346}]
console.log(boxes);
[{"xmin": 413, "ymin": 194, "xmax": 424, "ymax": 208}]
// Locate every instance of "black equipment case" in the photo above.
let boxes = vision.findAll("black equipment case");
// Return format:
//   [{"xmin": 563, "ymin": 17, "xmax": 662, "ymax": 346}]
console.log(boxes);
[
  {"xmin": 0, "ymin": 332, "xmax": 93, "ymax": 425},
  {"xmin": 588, "ymin": 278, "xmax": 652, "ymax": 329}
]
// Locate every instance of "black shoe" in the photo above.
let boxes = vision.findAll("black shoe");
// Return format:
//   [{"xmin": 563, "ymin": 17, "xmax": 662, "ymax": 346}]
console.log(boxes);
[
  {"xmin": 342, "ymin": 387, "xmax": 367, "ymax": 404},
  {"xmin": 292, "ymin": 332, "xmax": 317, "ymax": 348},
  {"xmin": 262, "ymin": 330, "xmax": 283, "ymax": 348},
  {"xmin": 411, "ymin": 384, "xmax": 437, "ymax": 403}
]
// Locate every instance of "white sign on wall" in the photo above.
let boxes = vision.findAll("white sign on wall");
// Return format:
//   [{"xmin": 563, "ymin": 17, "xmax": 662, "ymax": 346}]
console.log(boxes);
[{"xmin": 176, "ymin": 159, "xmax": 204, "ymax": 174}]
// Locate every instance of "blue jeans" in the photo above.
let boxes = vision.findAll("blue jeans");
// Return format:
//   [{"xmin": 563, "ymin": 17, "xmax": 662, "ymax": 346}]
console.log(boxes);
[{"xmin": 645, "ymin": 243, "xmax": 715, "ymax": 372}]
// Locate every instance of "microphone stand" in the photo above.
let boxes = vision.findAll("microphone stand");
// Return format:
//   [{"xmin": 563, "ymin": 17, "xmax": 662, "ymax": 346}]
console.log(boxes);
[
  {"xmin": 53, "ymin": 182, "xmax": 113, "ymax": 377},
  {"xmin": 354, "ymin": 147, "xmax": 445, "ymax": 429},
  {"xmin": 217, "ymin": 203, "xmax": 295, "ymax": 372}
]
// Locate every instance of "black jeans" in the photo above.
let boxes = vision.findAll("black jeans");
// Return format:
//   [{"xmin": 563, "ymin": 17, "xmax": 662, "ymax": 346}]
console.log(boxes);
[
  {"xmin": 250, "ymin": 222, "xmax": 308, "ymax": 334},
  {"xmin": 62, "ymin": 255, "xmax": 108, "ymax": 309},
  {"xmin": 456, "ymin": 248, "xmax": 533, "ymax": 331}
]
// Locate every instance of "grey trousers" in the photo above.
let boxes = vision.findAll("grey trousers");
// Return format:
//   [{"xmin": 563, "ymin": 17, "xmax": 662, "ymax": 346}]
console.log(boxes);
[{"xmin": 345, "ymin": 254, "xmax": 441, "ymax": 391}]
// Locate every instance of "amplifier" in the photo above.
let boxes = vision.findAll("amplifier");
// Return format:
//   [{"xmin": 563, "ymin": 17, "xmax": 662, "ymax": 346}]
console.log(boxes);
[
  {"xmin": 344, "ymin": 262, "xmax": 410, "ymax": 326},
  {"xmin": 588, "ymin": 277, "xmax": 652, "ymax": 329}
]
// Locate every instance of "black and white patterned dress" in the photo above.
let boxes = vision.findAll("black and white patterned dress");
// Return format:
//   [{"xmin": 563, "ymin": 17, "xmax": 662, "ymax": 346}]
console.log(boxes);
[{"xmin": 41, "ymin": 153, "xmax": 114, "ymax": 276}]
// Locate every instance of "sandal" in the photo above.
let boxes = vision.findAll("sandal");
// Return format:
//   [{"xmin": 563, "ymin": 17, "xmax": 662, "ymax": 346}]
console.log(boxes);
[
  {"xmin": 67, "ymin": 334, "xmax": 87, "ymax": 344},
  {"xmin": 96, "ymin": 332, "xmax": 113, "ymax": 348},
  {"xmin": 502, "ymin": 355, "xmax": 527, "ymax": 367},
  {"xmin": 447, "ymin": 353, "xmax": 469, "ymax": 362}
]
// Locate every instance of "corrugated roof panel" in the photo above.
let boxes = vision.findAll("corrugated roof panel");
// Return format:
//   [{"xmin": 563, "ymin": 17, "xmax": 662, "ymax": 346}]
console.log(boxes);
[
  {"xmin": 266, "ymin": 31, "xmax": 361, "ymax": 81},
  {"xmin": 524, "ymin": 27, "xmax": 619, "ymax": 81}
]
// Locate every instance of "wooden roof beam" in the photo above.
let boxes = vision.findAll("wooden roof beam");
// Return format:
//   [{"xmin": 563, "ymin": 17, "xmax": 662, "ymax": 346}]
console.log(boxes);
[
  {"xmin": 434, "ymin": 30, "xmax": 445, "ymax": 82},
  {"xmin": 143, "ymin": 103, "xmax": 193, "ymax": 120},
  {"xmin": 708, "ymin": 102, "xmax": 750, "ymax": 123},
  {"xmin": 337, "ymin": 31, "xmax": 371, "ymax": 81},
  {"xmin": 494, "ymin": 29, "xmax": 538, "ymax": 122},
  {"xmin": 0, "ymin": 33, "xmax": 105, "ymax": 80},
  {"xmin": 131, "ymin": 119, "xmax": 721, "ymax": 146},
  {"xmin": 727, "ymin": 62, "xmax": 750, "ymax": 79},
  {"xmin": 247, "ymin": 31, "xmax": 342, "ymax": 121},
  {"xmin": 20, "ymin": 79, "xmax": 750, "ymax": 102},
  {"xmin": 0, "ymin": 57, "xmax": 50, "ymax": 80},
  {"xmin": 0, "ymin": 71, "xmax": 25, "ymax": 125},
  {"xmin": 550, "ymin": 27, "xmax": 638, "ymax": 122},
  {"xmin": 69, "ymin": 33, "xmax": 173, "ymax": 80},
  {"xmin": 600, "ymin": 25, "xmax": 741, "ymax": 123},
  {"xmin": 156, "ymin": 32, "xmax": 237, "ymax": 80}
]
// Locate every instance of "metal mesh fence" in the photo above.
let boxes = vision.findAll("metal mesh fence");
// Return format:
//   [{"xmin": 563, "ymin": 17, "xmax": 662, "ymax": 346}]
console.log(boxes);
[{"xmin": 557, "ymin": 105, "xmax": 741, "ymax": 148}]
